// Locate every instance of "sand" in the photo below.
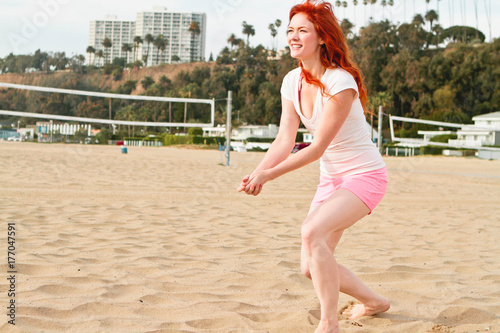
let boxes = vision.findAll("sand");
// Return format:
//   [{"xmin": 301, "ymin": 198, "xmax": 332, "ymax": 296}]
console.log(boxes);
[{"xmin": 0, "ymin": 142, "xmax": 499, "ymax": 333}]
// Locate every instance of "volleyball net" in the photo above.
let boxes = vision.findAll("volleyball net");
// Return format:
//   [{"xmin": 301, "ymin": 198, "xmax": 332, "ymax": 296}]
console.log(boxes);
[{"xmin": 0, "ymin": 82, "xmax": 215, "ymax": 128}]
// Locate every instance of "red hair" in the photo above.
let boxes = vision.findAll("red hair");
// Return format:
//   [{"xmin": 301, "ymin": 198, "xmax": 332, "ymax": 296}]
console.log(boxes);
[{"xmin": 290, "ymin": 0, "xmax": 368, "ymax": 110}]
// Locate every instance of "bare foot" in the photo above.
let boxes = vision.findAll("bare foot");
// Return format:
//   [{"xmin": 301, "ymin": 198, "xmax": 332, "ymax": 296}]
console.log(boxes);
[
  {"xmin": 314, "ymin": 320, "xmax": 339, "ymax": 333},
  {"xmin": 345, "ymin": 298, "xmax": 390, "ymax": 319}
]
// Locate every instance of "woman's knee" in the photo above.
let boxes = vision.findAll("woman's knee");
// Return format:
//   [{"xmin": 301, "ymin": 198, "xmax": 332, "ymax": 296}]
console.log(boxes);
[
  {"xmin": 301, "ymin": 223, "xmax": 327, "ymax": 256},
  {"xmin": 301, "ymin": 222, "xmax": 343, "ymax": 257}
]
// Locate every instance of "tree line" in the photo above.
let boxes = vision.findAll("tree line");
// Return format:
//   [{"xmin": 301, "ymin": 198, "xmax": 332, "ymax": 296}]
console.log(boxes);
[{"xmin": 0, "ymin": 13, "xmax": 498, "ymax": 138}]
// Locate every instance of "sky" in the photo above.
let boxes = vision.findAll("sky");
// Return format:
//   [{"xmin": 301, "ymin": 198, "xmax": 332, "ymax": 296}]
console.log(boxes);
[{"xmin": 0, "ymin": 0, "xmax": 498, "ymax": 60}]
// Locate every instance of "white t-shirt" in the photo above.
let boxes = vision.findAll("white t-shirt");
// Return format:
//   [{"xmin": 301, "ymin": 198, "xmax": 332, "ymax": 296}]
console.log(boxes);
[{"xmin": 281, "ymin": 67, "xmax": 385, "ymax": 177}]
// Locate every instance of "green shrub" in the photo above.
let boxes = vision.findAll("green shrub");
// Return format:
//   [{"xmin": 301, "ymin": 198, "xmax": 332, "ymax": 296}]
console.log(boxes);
[
  {"xmin": 96, "ymin": 128, "xmax": 112, "ymax": 144},
  {"xmin": 430, "ymin": 134, "xmax": 458, "ymax": 143},
  {"xmin": 163, "ymin": 134, "xmax": 193, "ymax": 146},
  {"xmin": 192, "ymin": 136, "xmax": 226, "ymax": 145},
  {"xmin": 188, "ymin": 128, "xmax": 203, "ymax": 136},
  {"xmin": 112, "ymin": 68, "xmax": 123, "ymax": 81},
  {"xmin": 419, "ymin": 145, "xmax": 444, "ymax": 155},
  {"xmin": 246, "ymin": 137, "xmax": 275, "ymax": 143}
]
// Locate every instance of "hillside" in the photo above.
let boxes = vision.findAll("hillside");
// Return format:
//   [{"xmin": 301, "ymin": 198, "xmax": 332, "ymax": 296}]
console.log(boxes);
[{"xmin": 0, "ymin": 61, "xmax": 218, "ymax": 95}]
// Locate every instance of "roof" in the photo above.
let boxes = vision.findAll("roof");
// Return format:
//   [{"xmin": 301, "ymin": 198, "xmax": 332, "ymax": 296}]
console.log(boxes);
[{"xmin": 472, "ymin": 111, "xmax": 500, "ymax": 120}]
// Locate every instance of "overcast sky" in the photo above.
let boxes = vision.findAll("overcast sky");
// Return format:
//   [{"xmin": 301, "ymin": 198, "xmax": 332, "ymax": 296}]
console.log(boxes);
[{"xmin": 0, "ymin": 0, "xmax": 498, "ymax": 60}]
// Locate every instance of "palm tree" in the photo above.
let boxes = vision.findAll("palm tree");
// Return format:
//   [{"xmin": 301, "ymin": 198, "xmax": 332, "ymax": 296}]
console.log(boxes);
[
  {"xmin": 381, "ymin": 0, "xmax": 387, "ymax": 19},
  {"xmin": 96, "ymin": 50, "xmax": 104, "ymax": 67},
  {"xmin": 76, "ymin": 54, "xmax": 85, "ymax": 68},
  {"xmin": 227, "ymin": 33, "xmax": 237, "ymax": 50},
  {"xmin": 484, "ymin": 0, "xmax": 492, "ymax": 41},
  {"xmin": 448, "ymin": 0, "xmax": 454, "ymax": 26},
  {"xmin": 370, "ymin": 0, "xmax": 377, "ymax": 20},
  {"xmin": 242, "ymin": 21, "xmax": 255, "ymax": 45},
  {"xmin": 436, "ymin": 0, "xmax": 441, "ymax": 21},
  {"xmin": 412, "ymin": 14, "xmax": 425, "ymax": 28},
  {"xmin": 275, "ymin": 19, "xmax": 282, "ymax": 50},
  {"xmin": 154, "ymin": 35, "xmax": 167, "ymax": 65},
  {"xmin": 425, "ymin": 10, "xmax": 439, "ymax": 31},
  {"xmin": 102, "ymin": 37, "xmax": 112, "ymax": 65},
  {"xmin": 342, "ymin": 1, "xmax": 348, "ymax": 18},
  {"xmin": 473, "ymin": 0, "xmax": 479, "ymax": 39},
  {"xmin": 363, "ymin": 0, "xmax": 369, "ymax": 26},
  {"xmin": 432, "ymin": 23, "xmax": 444, "ymax": 46},
  {"xmin": 268, "ymin": 23, "xmax": 277, "ymax": 51},
  {"xmin": 352, "ymin": 0, "xmax": 358, "ymax": 29},
  {"xmin": 133, "ymin": 36, "xmax": 143, "ymax": 62},
  {"xmin": 86, "ymin": 46, "xmax": 95, "ymax": 67},
  {"xmin": 388, "ymin": 0, "xmax": 394, "ymax": 21},
  {"xmin": 121, "ymin": 43, "xmax": 132, "ymax": 64},
  {"xmin": 144, "ymin": 34, "xmax": 154, "ymax": 66},
  {"xmin": 425, "ymin": 0, "xmax": 430, "ymax": 12},
  {"xmin": 188, "ymin": 21, "xmax": 201, "ymax": 62},
  {"xmin": 116, "ymin": 106, "xmax": 136, "ymax": 136}
]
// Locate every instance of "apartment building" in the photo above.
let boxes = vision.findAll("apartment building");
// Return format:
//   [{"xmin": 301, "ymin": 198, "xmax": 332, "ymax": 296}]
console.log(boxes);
[
  {"xmin": 89, "ymin": 16, "xmax": 136, "ymax": 66},
  {"xmin": 88, "ymin": 7, "xmax": 206, "ymax": 66}
]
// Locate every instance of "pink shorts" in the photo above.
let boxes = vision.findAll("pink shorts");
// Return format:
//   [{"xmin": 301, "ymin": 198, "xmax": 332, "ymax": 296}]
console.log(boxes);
[{"xmin": 311, "ymin": 167, "xmax": 388, "ymax": 214}]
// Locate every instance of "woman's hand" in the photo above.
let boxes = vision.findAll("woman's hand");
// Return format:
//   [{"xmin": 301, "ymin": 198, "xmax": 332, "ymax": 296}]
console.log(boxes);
[
  {"xmin": 237, "ymin": 170, "xmax": 271, "ymax": 196},
  {"xmin": 237, "ymin": 174, "xmax": 251, "ymax": 192}
]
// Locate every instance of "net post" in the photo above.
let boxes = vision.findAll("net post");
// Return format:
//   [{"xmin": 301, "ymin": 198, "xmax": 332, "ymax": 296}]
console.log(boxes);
[
  {"xmin": 389, "ymin": 114, "xmax": 396, "ymax": 142},
  {"xmin": 225, "ymin": 91, "xmax": 232, "ymax": 167},
  {"xmin": 378, "ymin": 105, "xmax": 383, "ymax": 153}
]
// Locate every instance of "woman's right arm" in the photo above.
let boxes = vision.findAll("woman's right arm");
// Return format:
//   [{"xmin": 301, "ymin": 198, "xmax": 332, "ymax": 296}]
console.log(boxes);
[{"xmin": 237, "ymin": 97, "xmax": 300, "ymax": 191}]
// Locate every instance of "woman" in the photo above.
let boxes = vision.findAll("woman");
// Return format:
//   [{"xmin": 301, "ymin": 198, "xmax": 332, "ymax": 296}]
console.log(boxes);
[{"xmin": 237, "ymin": 1, "xmax": 390, "ymax": 332}]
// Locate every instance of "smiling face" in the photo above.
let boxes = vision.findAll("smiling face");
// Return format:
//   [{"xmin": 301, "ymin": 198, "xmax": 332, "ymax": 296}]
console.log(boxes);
[{"xmin": 287, "ymin": 13, "xmax": 324, "ymax": 61}]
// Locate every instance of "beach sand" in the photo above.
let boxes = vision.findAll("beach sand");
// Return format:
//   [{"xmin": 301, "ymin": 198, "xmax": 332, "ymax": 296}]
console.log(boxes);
[{"xmin": 0, "ymin": 142, "xmax": 499, "ymax": 333}]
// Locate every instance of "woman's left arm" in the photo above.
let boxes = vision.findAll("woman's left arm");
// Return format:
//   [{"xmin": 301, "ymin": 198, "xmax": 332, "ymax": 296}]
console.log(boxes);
[{"xmin": 244, "ymin": 89, "xmax": 356, "ymax": 192}]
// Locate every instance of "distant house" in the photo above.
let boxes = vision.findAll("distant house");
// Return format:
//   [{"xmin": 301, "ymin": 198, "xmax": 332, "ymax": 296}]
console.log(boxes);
[
  {"xmin": 203, "ymin": 124, "xmax": 279, "ymax": 140},
  {"xmin": 232, "ymin": 124, "xmax": 279, "ymax": 141},
  {"xmin": 35, "ymin": 121, "xmax": 93, "ymax": 142},
  {"xmin": 202, "ymin": 124, "xmax": 226, "ymax": 138},
  {"xmin": 202, "ymin": 124, "xmax": 279, "ymax": 152},
  {"xmin": 36, "ymin": 122, "xmax": 93, "ymax": 136},
  {"xmin": 449, "ymin": 111, "xmax": 500, "ymax": 147}
]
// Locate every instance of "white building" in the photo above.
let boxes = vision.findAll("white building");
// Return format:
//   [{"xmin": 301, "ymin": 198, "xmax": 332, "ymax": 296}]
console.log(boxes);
[
  {"xmin": 36, "ymin": 122, "xmax": 92, "ymax": 137},
  {"xmin": 203, "ymin": 124, "xmax": 279, "ymax": 141},
  {"xmin": 88, "ymin": 7, "xmax": 206, "ymax": 66},
  {"xmin": 89, "ymin": 16, "xmax": 136, "ymax": 66},
  {"xmin": 449, "ymin": 111, "xmax": 500, "ymax": 147},
  {"xmin": 202, "ymin": 124, "xmax": 278, "ymax": 151},
  {"xmin": 232, "ymin": 124, "xmax": 279, "ymax": 141},
  {"xmin": 136, "ymin": 7, "xmax": 206, "ymax": 66},
  {"xmin": 202, "ymin": 124, "xmax": 226, "ymax": 137}
]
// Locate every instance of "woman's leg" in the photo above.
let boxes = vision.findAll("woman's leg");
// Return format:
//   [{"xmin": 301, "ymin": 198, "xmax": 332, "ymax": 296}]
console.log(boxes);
[
  {"xmin": 337, "ymin": 264, "xmax": 390, "ymax": 319},
  {"xmin": 301, "ymin": 248, "xmax": 390, "ymax": 319},
  {"xmin": 301, "ymin": 189, "xmax": 388, "ymax": 331}
]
